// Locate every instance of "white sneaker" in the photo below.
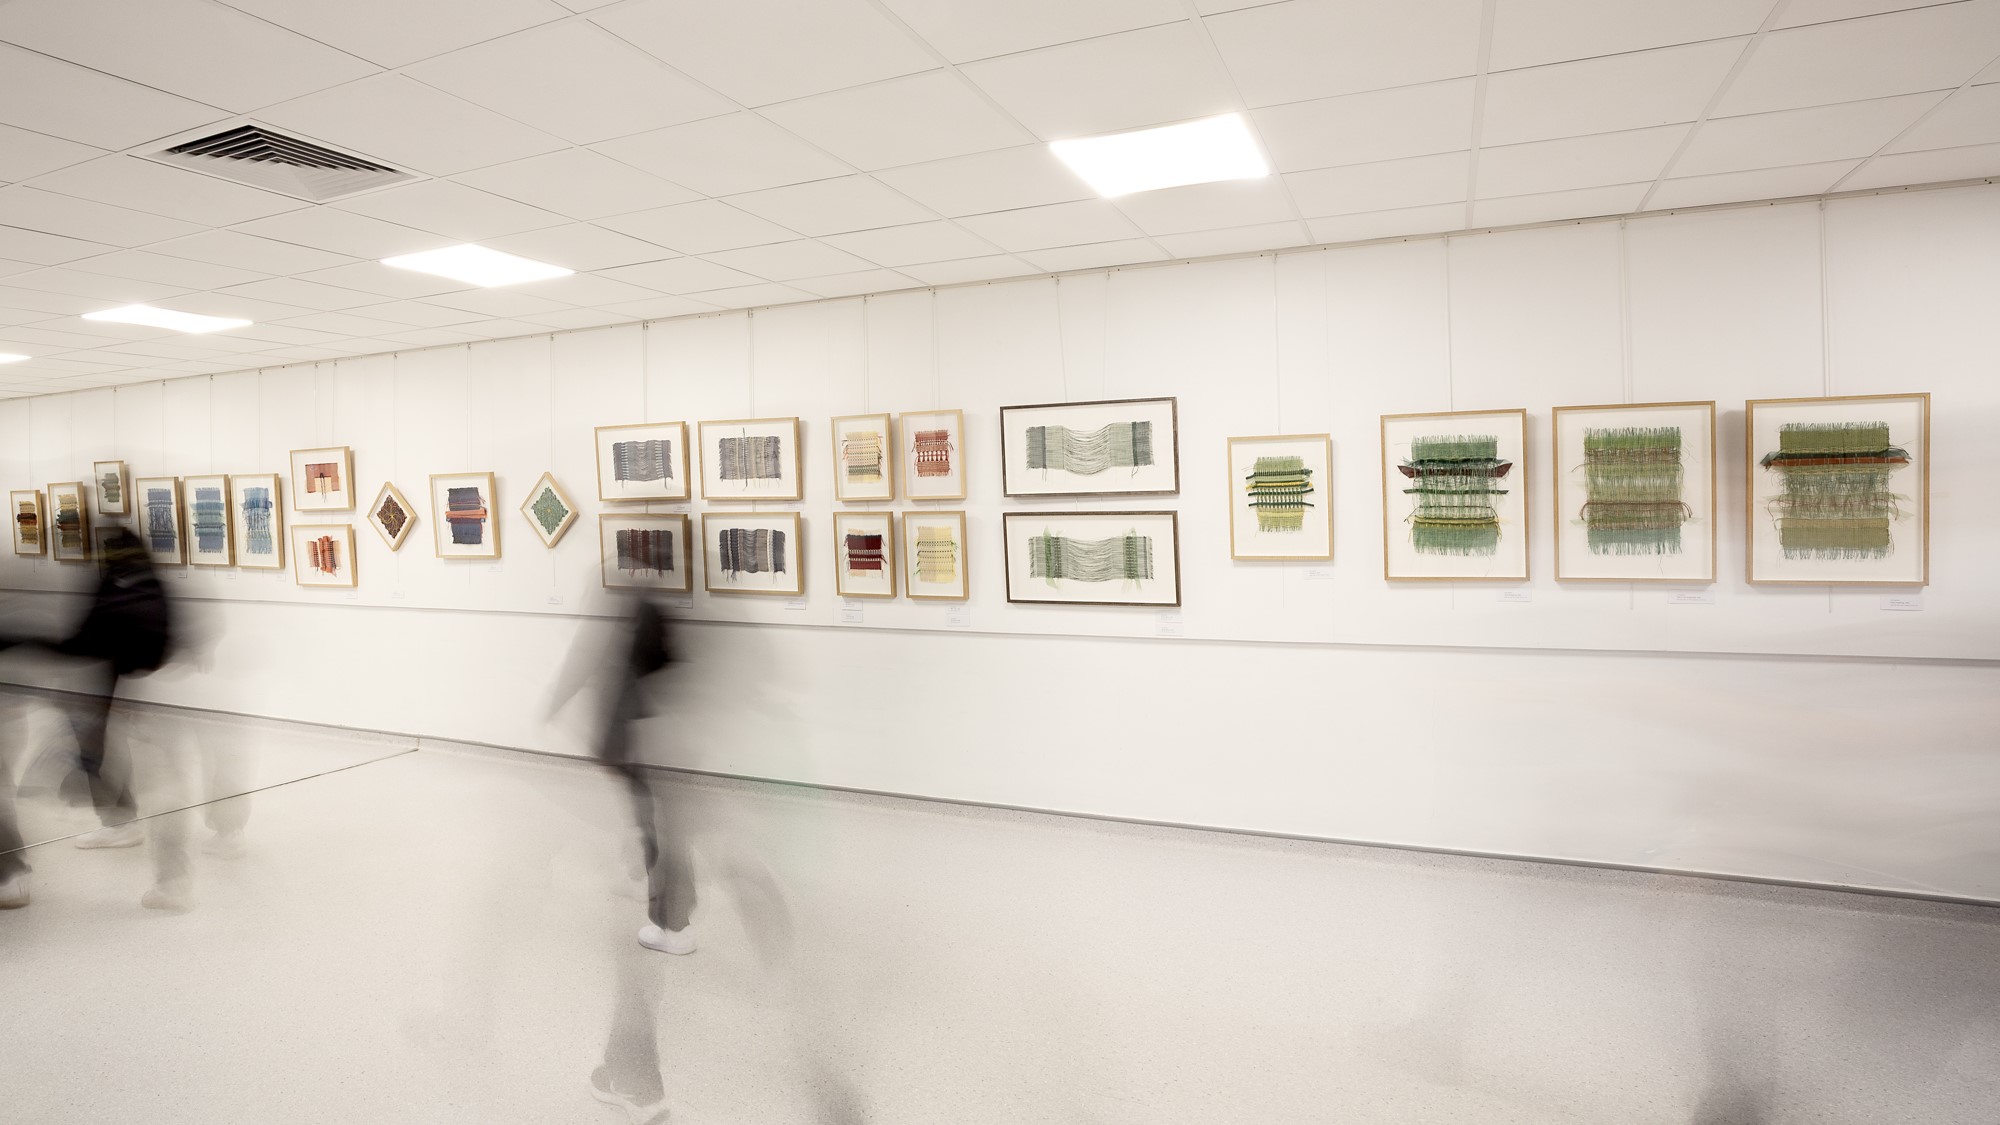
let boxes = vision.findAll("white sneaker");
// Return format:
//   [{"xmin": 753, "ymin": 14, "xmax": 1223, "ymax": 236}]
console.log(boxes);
[
  {"xmin": 589, "ymin": 1065, "xmax": 668, "ymax": 1123},
  {"xmin": 140, "ymin": 879, "xmax": 194, "ymax": 913},
  {"xmin": 202, "ymin": 832, "xmax": 247, "ymax": 858},
  {"xmin": 637, "ymin": 923, "xmax": 695, "ymax": 955},
  {"xmin": 74, "ymin": 822, "xmax": 144, "ymax": 849},
  {"xmin": 0, "ymin": 872, "xmax": 27, "ymax": 909}
]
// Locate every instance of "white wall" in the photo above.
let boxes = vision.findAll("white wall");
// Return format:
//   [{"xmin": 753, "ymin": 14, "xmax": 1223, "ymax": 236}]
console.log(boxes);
[{"xmin": 4, "ymin": 186, "xmax": 1998, "ymax": 899}]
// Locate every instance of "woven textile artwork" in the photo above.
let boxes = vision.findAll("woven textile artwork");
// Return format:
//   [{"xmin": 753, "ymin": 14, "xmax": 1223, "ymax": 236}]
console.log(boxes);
[
  {"xmin": 145, "ymin": 488, "xmax": 176, "ymax": 553},
  {"xmin": 242, "ymin": 487, "xmax": 275, "ymax": 555},
  {"xmin": 914, "ymin": 527, "xmax": 957, "ymax": 583},
  {"xmin": 192, "ymin": 487, "xmax": 226, "ymax": 552},
  {"xmin": 1580, "ymin": 427, "xmax": 1690, "ymax": 556},
  {"xmin": 1028, "ymin": 532, "xmax": 1154, "ymax": 583},
  {"xmin": 612, "ymin": 439, "xmax": 671, "ymax": 483},
  {"xmin": 842, "ymin": 431, "xmax": 885, "ymax": 484},
  {"xmin": 844, "ymin": 532, "xmax": 886, "ymax": 574},
  {"xmin": 14, "ymin": 499, "xmax": 37, "ymax": 549},
  {"xmin": 54, "ymin": 493, "xmax": 82, "ymax": 551},
  {"xmin": 1759, "ymin": 421, "xmax": 1910, "ymax": 560},
  {"xmin": 1245, "ymin": 455, "xmax": 1314, "ymax": 532},
  {"xmin": 912, "ymin": 429, "xmax": 953, "ymax": 477},
  {"xmin": 1025, "ymin": 422, "xmax": 1153, "ymax": 475},
  {"xmin": 615, "ymin": 529, "xmax": 675, "ymax": 575},
  {"xmin": 98, "ymin": 469, "xmax": 123, "ymax": 508},
  {"xmin": 376, "ymin": 493, "xmax": 409, "ymax": 540},
  {"xmin": 305, "ymin": 461, "xmax": 341, "ymax": 497},
  {"xmin": 1398, "ymin": 434, "xmax": 1512, "ymax": 556},
  {"xmin": 716, "ymin": 435, "xmax": 785, "ymax": 481},
  {"xmin": 446, "ymin": 486, "xmax": 487, "ymax": 546},
  {"xmin": 307, "ymin": 535, "xmax": 339, "ymax": 575},
  {"xmin": 717, "ymin": 527, "xmax": 786, "ymax": 576},
  {"xmin": 529, "ymin": 488, "xmax": 569, "ymax": 535}
]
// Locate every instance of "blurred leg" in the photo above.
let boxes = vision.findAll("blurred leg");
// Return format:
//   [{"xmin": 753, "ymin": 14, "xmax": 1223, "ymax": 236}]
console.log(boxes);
[{"xmin": 69, "ymin": 668, "xmax": 136, "ymax": 827}]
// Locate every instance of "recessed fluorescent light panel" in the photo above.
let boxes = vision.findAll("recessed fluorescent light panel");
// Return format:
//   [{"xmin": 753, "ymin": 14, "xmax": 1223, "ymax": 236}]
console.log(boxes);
[
  {"xmin": 1051, "ymin": 114, "xmax": 1270, "ymax": 198},
  {"xmin": 82, "ymin": 305, "xmax": 252, "ymax": 334},
  {"xmin": 381, "ymin": 244, "xmax": 572, "ymax": 287},
  {"xmin": 0, "ymin": 353, "xmax": 30, "ymax": 364}
]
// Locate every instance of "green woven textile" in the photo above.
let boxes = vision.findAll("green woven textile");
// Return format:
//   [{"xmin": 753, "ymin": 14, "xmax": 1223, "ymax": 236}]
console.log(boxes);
[
  {"xmin": 1028, "ymin": 532, "xmax": 1154, "ymax": 583},
  {"xmin": 1579, "ymin": 426, "xmax": 1689, "ymax": 555},
  {"xmin": 1026, "ymin": 422, "xmax": 1153, "ymax": 475},
  {"xmin": 1759, "ymin": 421, "xmax": 1909, "ymax": 560},
  {"xmin": 1245, "ymin": 455, "xmax": 1313, "ymax": 532},
  {"xmin": 530, "ymin": 488, "xmax": 570, "ymax": 534},
  {"xmin": 1399, "ymin": 434, "xmax": 1510, "ymax": 556}
]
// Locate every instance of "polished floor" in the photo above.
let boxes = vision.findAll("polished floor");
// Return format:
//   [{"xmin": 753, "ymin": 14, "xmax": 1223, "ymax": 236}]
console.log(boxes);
[{"xmin": 2, "ymin": 710, "xmax": 1998, "ymax": 1124}]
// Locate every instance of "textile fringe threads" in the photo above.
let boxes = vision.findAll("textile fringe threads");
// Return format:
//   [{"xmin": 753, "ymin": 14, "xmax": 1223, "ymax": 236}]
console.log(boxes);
[
  {"xmin": 530, "ymin": 488, "xmax": 569, "ymax": 534},
  {"xmin": 914, "ymin": 526, "xmax": 957, "ymax": 583},
  {"xmin": 1399, "ymin": 434, "xmax": 1511, "ymax": 556},
  {"xmin": 1760, "ymin": 421, "xmax": 1909, "ymax": 559},
  {"xmin": 1580, "ymin": 426, "xmax": 1690, "ymax": 556},
  {"xmin": 842, "ymin": 431, "xmax": 885, "ymax": 484},
  {"xmin": 612, "ymin": 439, "xmax": 671, "ymax": 483},
  {"xmin": 242, "ymin": 488, "xmax": 275, "ymax": 555},
  {"xmin": 446, "ymin": 486, "xmax": 487, "ymax": 546},
  {"xmin": 14, "ymin": 500, "xmax": 37, "ymax": 547},
  {"xmin": 192, "ymin": 487, "xmax": 227, "ymax": 553},
  {"xmin": 145, "ymin": 488, "xmax": 176, "ymax": 552},
  {"xmin": 717, "ymin": 434, "xmax": 785, "ymax": 481},
  {"xmin": 1245, "ymin": 455, "xmax": 1314, "ymax": 532},
  {"xmin": 376, "ymin": 494, "xmax": 408, "ymax": 539},
  {"xmin": 1026, "ymin": 422, "xmax": 1153, "ymax": 475},
  {"xmin": 307, "ymin": 535, "xmax": 338, "ymax": 575},
  {"xmin": 1029, "ymin": 532, "xmax": 1154, "ymax": 584},
  {"xmin": 844, "ymin": 531, "xmax": 886, "ymax": 574},
  {"xmin": 305, "ymin": 462, "xmax": 340, "ymax": 497},
  {"xmin": 912, "ymin": 429, "xmax": 953, "ymax": 478},
  {"xmin": 718, "ymin": 527, "xmax": 786, "ymax": 576},
  {"xmin": 616, "ymin": 528, "xmax": 674, "ymax": 575}
]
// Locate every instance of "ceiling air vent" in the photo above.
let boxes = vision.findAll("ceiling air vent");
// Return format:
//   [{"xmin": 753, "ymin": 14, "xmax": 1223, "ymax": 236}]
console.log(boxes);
[{"xmin": 150, "ymin": 125, "xmax": 414, "ymax": 202}]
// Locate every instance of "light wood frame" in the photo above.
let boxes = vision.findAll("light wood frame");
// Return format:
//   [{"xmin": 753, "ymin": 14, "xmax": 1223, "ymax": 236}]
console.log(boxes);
[
  {"xmin": 599, "ymin": 513, "xmax": 692, "ymax": 592},
  {"xmin": 700, "ymin": 511, "xmax": 803, "ymax": 596},
  {"xmin": 697, "ymin": 416, "xmax": 803, "ymax": 502},
  {"xmin": 290, "ymin": 446, "xmax": 356, "ymax": 513},
  {"xmin": 366, "ymin": 481, "xmax": 418, "ymax": 551},
  {"xmin": 1379, "ymin": 407, "xmax": 1530, "ymax": 582},
  {"xmin": 291, "ymin": 524, "xmax": 357, "ymax": 588},
  {"xmin": 901, "ymin": 408, "xmax": 967, "ymax": 501},
  {"xmin": 1228, "ymin": 433, "xmax": 1333, "ymax": 561},
  {"xmin": 595, "ymin": 421, "xmax": 689, "ymax": 502},
  {"xmin": 228, "ymin": 473, "xmax": 286, "ymax": 570},
  {"xmin": 1745, "ymin": 392, "xmax": 1930, "ymax": 587},
  {"xmin": 520, "ymin": 471, "xmax": 579, "ymax": 548},
  {"xmin": 429, "ymin": 472, "xmax": 501, "ymax": 560},
  {"xmin": 1002, "ymin": 510, "xmax": 1182, "ymax": 607},
  {"xmin": 999, "ymin": 396, "xmax": 1180, "ymax": 498},
  {"xmin": 1550, "ymin": 401, "xmax": 1716, "ymax": 583},
  {"xmin": 831, "ymin": 413, "xmax": 896, "ymax": 502},
  {"xmin": 132, "ymin": 477, "xmax": 183, "ymax": 566},
  {"xmin": 11, "ymin": 490, "xmax": 44, "ymax": 556},
  {"xmin": 831, "ymin": 510, "xmax": 897, "ymax": 598},
  {"xmin": 47, "ymin": 481, "xmax": 90, "ymax": 563},
  {"xmin": 901, "ymin": 510, "xmax": 968, "ymax": 601},
  {"xmin": 91, "ymin": 460, "xmax": 130, "ymax": 516},
  {"xmin": 181, "ymin": 474, "xmax": 234, "ymax": 566}
]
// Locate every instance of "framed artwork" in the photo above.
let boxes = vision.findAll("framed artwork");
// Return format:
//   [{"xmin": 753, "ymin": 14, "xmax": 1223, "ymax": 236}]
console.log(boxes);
[
  {"xmin": 1746, "ymin": 392, "xmax": 1929, "ymax": 586},
  {"xmin": 831, "ymin": 413, "xmax": 895, "ymax": 502},
  {"xmin": 832, "ymin": 511, "xmax": 895, "ymax": 598},
  {"xmin": 1552, "ymin": 401, "xmax": 1716, "ymax": 583},
  {"xmin": 291, "ymin": 524, "xmax": 356, "ymax": 588},
  {"xmin": 1000, "ymin": 397, "xmax": 1179, "ymax": 497},
  {"xmin": 698, "ymin": 417, "xmax": 802, "ymax": 501},
  {"xmin": 902, "ymin": 510, "xmax": 968, "ymax": 601},
  {"xmin": 1002, "ymin": 510, "xmax": 1180, "ymax": 607},
  {"xmin": 701, "ymin": 511, "xmax": 802, "ymax": 596},
  {"xmin": 47, "ymin": 482, "xmax": 89, "ymax": 563},
  {"xmin": 1228, "ymin": 434, "xmax": 1332, "ymax": 561},
  {"xmin": 367, "ymin": 481, "xmax": 417, "ymax": 551},
  {"xmin": 134, "ymin": 477, "xmax": 183, "ymax": 566},
  {"xmin": 1380, "ymin": 408, "xmax": 1529, "ymax": 582},
  {"xmin": 180, "ymin": 475, "xmax": 232, "ymax": 566},
  {"xmin": 92, "ymin": 460, "xmax": 130, "ymax": 516},
  {"xmin": 521, "ymin": 472, "xmax": 578, "ymax": 548},
  {"xmin": 595, "ymin": 421, "xmax": 688, "ymax": 502},
  {"xmin": 901, "ymin": 409, "xmax": 966, "ymax": 501},
  {"xmin": 11, "ymin": 490, "xmax": 43, "ymax": 556},
  {"xmin": 229, "ymin": 473, "xmax": 285, "ymax": 570},
  {"xmin": 430, "ymin": 472, "xmax": 500, "ymax": 559},
  {"xmin": 290, "ymin": 446, "xmax": 355, "ymax": 513},
  {"xmin": 600, "ymin": 513, "xmax": 691, "ymax": 593}
]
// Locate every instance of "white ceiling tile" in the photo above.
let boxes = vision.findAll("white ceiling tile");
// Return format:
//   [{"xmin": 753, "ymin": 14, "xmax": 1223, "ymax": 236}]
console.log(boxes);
[
  {"xmin": 422, "ymin": 290, "xmax": 576, "ymax": 318},
  {"xmin": 1677, "ymin": 93, "xmax": 1944, "ymax": 177},
  {"xmin": 1717, "ymin": 3, "xmax": 2000, "ymax": 116},
  {"xmin": 725, "ymin": 176, "xmax": 938, "ymax": 236},
  {"xmin": 702, "ymin": 240, "xmax": 877, "ymax": 281},
  {"xmin": 0, "ymin": 125, "xmax": 105, "ymax": 184},
  {"xmin": 269, "ymin": 311, "xmax": 415, "ymax": 337},
  {"xmin": 1285, "ymin": 151, "xmax": 1470, "ymax": 217},
  {"xmin": 289, "ymin": 262, "xmax": 475, "ymax": 300},
  {"xmin": 0, "ymin": 324, "xmax": 122, "ymax": 347},
  {"xmin": 1021, "ymin": 239, "xmax": 1170, "ymax": 272},
  {"xmin": 146, "ymin": 230, "xmax": 360, "ymax": 275},
  {"xmin": 874, "ymin": 145, "xmax": 1094, "ymax": 216},
  {"xmin": 0, "ymin": 227, "xmax": 120, "ymax": 267},
  {"xmin": 0, "ymin": 187, "xmax": 201, "ymax": 248},
  {"xmin": 0, "ymin": 260, "xmax": 39, "ymax": 280},
  {"xmin": 0, "ymin": 43, "xmax": 224, "ymax": 151},
  {"xmin": 955, "ymin": 200, "xmax": 1145, "ymax": 251},
  {"xmin": 332, "ymin": 181, "xmax": 569, "ymax": 242},
  {"xmin": 24, "ymin": 156, "xmax": 308, "ymax": 227},
  {"xmin": 507, "ymin": 273, "xmax": 662, "ymax": 306},
  {"xmin": 682, "ymin": 283, "xmax": 817, "ymax": 309},
  {"xmin": 896, "ymin": 255, "xmax": 1043, "ymax": 284},
  {"xmin": 1774, "ymin": 0, "xmax": 1959, "ymax": 30},
  {"xmin": 1112, "ymin": 178, "xmax": 1297, "ymax": 236},
  {"xmin": 215, "ymin": 323, "xmax": 350, "ymax": 346},
  {"xmin": 1205, "ymin": 0, "xmax": 1484, "ymax": 107},
  {"xmin": 1885, "ymin": 84, "xmax": 2000, "ymax": 152},
  {"xmin": 599, "ymin": 258, "xmax": 762, "ymax": 294},
  {"xmin": 596, "ymin": 200, "xmax": 798, "ymax": 255},
  {"xmin": 483, "ymin": 224, "xmax": 679, "ymax": 272},
  {"xmin": 600, "ymin": 295, "xmax": 721, "ymax": 320},
  {"xmin": 1646, "ymin": 160, "xmax": 1861, "ymax": 207},
  {"xmin": 12, "ymin": 316, "xmax": 172, "ymax": 342},
  {"xmin": 880, "ymin": 0, "xmax": 1183, "ymax": 63},
  {"xmin": 1471, "ymin": 182, "xmax": 1649, "ymax": 226},
  {"xmin": 821, "ymin": 221, "xmax": 1004, "ymax": 265},
  {"xmin": 215, "ymin": 0, "xmax": 569, "ymax": 69},
  {"xmin": 0, "ymin": 308, "xmax": 47, "ymax": 325},
  {"xmin": 1305, "ymin": 203, "xmax": 1467, "ymax": 243},
  {"xmin": 789, "ymin": 268, "xmax": 923, "ymax": 298},
  {"xmin": 1482, "ymin": 38, "xmax": 1745, "ymax": 146},
  {"xmin": 1489, "ymin": 0, "xmax": 1771, "ymax": 71},
  {"xmin": 260, "ymin": 74, "xmax": 569, "ymax": 178},
  {"xmin": 594, "ymin": 0, "xmax": 936, "ymax": 106},
  {"xmin": 2, "ymin": 267, "xmax": 188, "ymax": 304},
  {"xmin": 375, "ymin": 328, "xmax": 487, "ymax": 347},
  {"xmin": 962, "ymin": 22, "xmax": 1238, "ymax": 139},
  {"xmin": 1254, "ymin": 80, "xmax": 1476, "ymax": 173},
  {"xmin": 0, "ymin": 0, "xmax": 378, "ymax": 111},
  {"xmin": 152, "ymin": 292, "xmax": 317, "ymax": 323},
  {"xmin": 0, "ymin": 286, "xmax": 102, "ymax": 315},
  {"xmin": 405, "ymin": 21, "xmax": 734, "ymax": 145},
  {"xmin": 452, "ymin": 149, "xmax": 698, "ymax": 220},
  {"xmin": 519, "ymin": 308, "xmax": 635, "ymax": 330},
  {"xmin": 763, "ymin": 71, "xmax": 1035, "ymax": 169},
  {"xmin": 592, "ymin": 113, "xmax": 853, "ymax": 197},
  {"xmin": 1839, "ymin": 142, "xmax": 2000, "ymax": 190},
  {"xmin": 342, "ymin": 301, "xmax": 482, "ymax": 328},
  {"xmin": 1978, "ymin": 57, "xmax": 2000, "ymax": 84},
  {"xmin": 1476, "ymin": 125, "xmax": 1688, "ymax": 198},
  {"xmin": 214, "ymin": 277, "xmax": 381, "ymax": 312},
  {"xmin": 229, "ymin": 209, "xmax": 453, "ymax": 260}
]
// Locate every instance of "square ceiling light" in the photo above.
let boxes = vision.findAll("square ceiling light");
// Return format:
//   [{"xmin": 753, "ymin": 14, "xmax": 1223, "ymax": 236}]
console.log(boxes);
[
  {"xmin": 381, "ymin": 244, "xmax": 573, "ymax": 287},
  {"xmin": 83, "ymin": 305, "xmax": 252, "ymax": 333},
  {"xmin": 1051, "ymin": 114, "xmax": 1270, "ymax": 198},
  {"xmin": 0, "ymin": 353, "xmax": 29, "ymax": 364}
]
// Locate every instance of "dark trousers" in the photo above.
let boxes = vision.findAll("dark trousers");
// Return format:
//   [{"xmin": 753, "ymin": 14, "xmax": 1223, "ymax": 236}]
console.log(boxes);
[
  {"xmin": 67, "ymin": 663, "xmax": 136, "ymax": 827},
  {"xmin": 599, "ymin": 683, "xmax": 695, "ymax": 932}
]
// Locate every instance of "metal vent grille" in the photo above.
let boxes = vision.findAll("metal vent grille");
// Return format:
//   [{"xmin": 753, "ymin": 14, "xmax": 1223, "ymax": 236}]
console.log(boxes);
[{"xmin": 149, "ymin": 125, "xmax": 413, "ymax": 201}]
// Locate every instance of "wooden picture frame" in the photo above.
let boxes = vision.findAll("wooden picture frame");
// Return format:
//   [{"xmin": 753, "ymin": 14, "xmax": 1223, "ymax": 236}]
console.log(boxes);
[
  {"xmin": 181, "ymin": 474, "xmax": 233, "ymax": 566},
  {"xmin": 1002, "ymin": 510, "xmax": 1181, "ymax": 607},
  {"xmin": 901, "ymin": 408, "xmax": 967, "ymax": 501},
  {"xmin": 291, "ymin": 524, "xmax": 357, "ymax": 588},
  {"xmin": 1228, "ymin": 434, "xmax": 1333, "ymax": 561},
  {"xmin": 1552, "ymin": 401, "xmax": 1716, "ymax": 583},
  {"xmin": 132, "ymin": 477, "xmax": 183, "ymax": 566},
  {"xmin": 430, "ymin": 472, "xmax": 500, "ymax": 560},
  {"xmin": 11, "ymin": 490, "xmax": 44, "ymax": 556},
  {"xmin": 600, "ymin": 513, "xmax": 692, "ymax": 592},
  {"xmin": 697, "ymin": 416, "xmax": 802, "ymax": 502},
  {"xmin": 366, "ymin": 481, "xmax": 417, "ymax": 551},
  {"xmin": 290, "ymin": 446, "xmax": 355, "ymax": 513},
  {"xmin": 520, "ymin": 472, "xmax": 578, "ymax": 548},
  {"xmin": 901, "ymin": 510, "xmax": 968, "ymax": 601},
  {"xmin": 92, "ymin": 460, "xmax": 130, "ymax": 516},
  {"xmin": 832, "ymin": 510, "xmax": 896, "ymax": 598},
  {"xmin": 595, "ymin": 421, "xmax": 689, "ymax": 502},
  {"xmin": 1379, "ymin": 408, "xmax": 1530, "ymax": 582},
  {"xmin": 1746, "ymin": 392, "xmax": 1929, "ymax": 587},
  {"xmin": 229, "ymin": 473, "xmax": 286, "ymax": 570},
  {"xmin": 831, "ymin": 413, "xmax": 895, "ymax": 502},
  {"xmin": 701, "ymin": 511, "xmax": 803, "ymax": 596},
  {"xmin": 47, "ymin": 482, "xmax": 90, "ymax": 563},
  {"xmin": 1000, "ymin": 397, "xmax": 1180, "ymax": 498}
]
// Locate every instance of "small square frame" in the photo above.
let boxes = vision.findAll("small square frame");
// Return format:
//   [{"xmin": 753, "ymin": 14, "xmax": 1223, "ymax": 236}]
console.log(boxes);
[
  {"xmin": 290, "ymin": 446, "xmax": 356, "ymax": 513},
  {"xmin": 229, "ymin": 473, "xmax": 286, "ymax": 570},
  {"xmin": 430, "ymin": 472, "xmax": 501, "ymax": 560},
  {"xmin": 367, "ymin": 481, "xmax": 418, "ymax": 551},
  {"xmin": 292, "ymin": 524, "xmax": 357, "ymax": 588},
  {"xmin": 600, "ymin": 513, "xmax": 692, "ymax": 592},
  {"xmin": 595, "ymin": 421, "xmax": 689, "ymax": 502}
]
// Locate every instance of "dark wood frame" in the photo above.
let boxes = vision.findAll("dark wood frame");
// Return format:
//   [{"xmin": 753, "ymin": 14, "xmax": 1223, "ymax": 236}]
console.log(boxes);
[
  {"xmin": 1002, "ymin": 510, "xmax": 1181, "ymax": 607},
  {"xmin": 999, "ymin": 396, "xmax": 1180, "ymax": 498}
]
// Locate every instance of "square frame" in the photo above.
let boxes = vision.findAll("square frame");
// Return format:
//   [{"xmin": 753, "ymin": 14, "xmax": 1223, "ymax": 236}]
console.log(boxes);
[
  {"xmin": 1002, "ymin": 510, "xmax": 1181, "ymax": 607},
  {"xmin": 134, "ymin": 477, "xmax": 183, "ymax": 566},
  {"xmin": 698, "ymin": 417, "xmax": 802, "ymax": 502},
  {"xmin": 701, "ymin": 511, "xmax": 803, "ymax": 596},
  {"xmin": 1000, "ymin": 397, "xmax": 1180, "ymax": 498},
  {"xmin": 11, "ymin": 490, "xmax": 44, "ymax": 556},
  {"xmin": 367, "ymin": 481, "xmax": 417, "ymax": 551},
  {"xmin": 1380, "ymin": 408, "xmax": 1530, "ymax": 582},
  {"xmin": 520, "ymin": 471, "xmax": 578, "ymax": 548},
  {"xmin": 1745, "ymin": 392, "xmax": 1930, "ymax": 587},
  {"xmin": 182, "ymin": 474, "xmax": 233, "ymax": 566},
  {"xmin": 831, "ymin": 413, "xmax": 896, "ymax": 502},
  {"xmin": 600, "ymin": 513, "xmax": 692, "ymax": 593},
  {"xmin": 901, "ymin": 409, "xmax": 967, "ymax": 501},
  {"xmin": 1552, "ymin": 401, "xmax": 1716, "ymax": 583},
  {"xmin": 290, "ymin": 446, "xmax": 356, "ymax": 513},
  {"xmin": 832, "ymin": 510, "xmax": 896, "ymax": 598},
  {"xmin": 595, "ymin": 421, "xmax": 689, "ymax": 502},
  {"xmin": 229, "ymin": 473, "xmax": 286, "ymax": 570},
  {"xmin": 291, "ymin": 524, "xmax": 357, "ymax": 588},
  {"xmin": 430, "ymin": 472, "xmax": 501, "ymax": 560},
  {"xmin": 901, "ymin": 510, "xmax": 968, "ymax": 601},
  {"xmin": 47, "ymin": 482, "xmax": 90, "ymax": 563},
  {"xmin": 92, "ymin": 460, "xmax": 130, "ymax": 516},
  {"xmin": 1228, "ymin": 434, "xmax": 1333, "ymax": 561}
]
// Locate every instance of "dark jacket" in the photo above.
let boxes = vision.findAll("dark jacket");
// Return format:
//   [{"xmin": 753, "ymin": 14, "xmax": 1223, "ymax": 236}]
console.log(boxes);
[{"xmin": 57, "ymin": 531, "xmax": 172, "ymax": 676}]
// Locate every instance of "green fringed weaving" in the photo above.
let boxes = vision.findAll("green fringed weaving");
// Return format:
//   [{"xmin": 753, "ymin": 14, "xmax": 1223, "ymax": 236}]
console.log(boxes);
[
  {"xmin": 1759, "ymin": 421, "xmax": 1909, "ymax": 560},
  {"xmin": 1245, "ymin": 455, "xmax": 1313, "ymax": 532},
  {"xmin": 1399, "ymin": 434, "xmax": 1510, "ymax": 557},
  {"xmin": 1579, "ymin": 426, "xmax": 1689, "ymax": 556}
]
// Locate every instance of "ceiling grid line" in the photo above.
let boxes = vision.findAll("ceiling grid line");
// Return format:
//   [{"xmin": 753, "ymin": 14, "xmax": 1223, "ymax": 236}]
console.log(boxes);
[
  {"xmin": 1461, "ymin": 0, "xmax": 1500, "ymax": 231},
  {"xmin": 1635, "ymin": 2, "xmax": 1796, "ymax": 212}
]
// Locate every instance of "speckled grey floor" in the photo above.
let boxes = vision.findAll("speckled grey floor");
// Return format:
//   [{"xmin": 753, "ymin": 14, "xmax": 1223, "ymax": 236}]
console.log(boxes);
[{"xmin": 3, "ymin": 731, "xmax": 1997, "ymax": 1124}]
